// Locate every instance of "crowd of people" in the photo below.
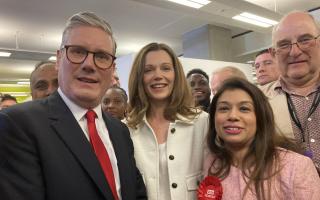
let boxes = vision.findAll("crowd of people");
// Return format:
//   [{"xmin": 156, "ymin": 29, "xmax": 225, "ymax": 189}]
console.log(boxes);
[{"xmin": 0, "ymin": 10, "xmax": 320, "ymax": 200}]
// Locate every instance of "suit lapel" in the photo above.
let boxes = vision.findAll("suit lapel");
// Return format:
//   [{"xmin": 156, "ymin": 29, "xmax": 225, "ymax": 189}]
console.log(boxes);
[
  {"xmin": 103, "ymin": 113, "xmax": 132, "ymax": 199},
  {"xmin": 47, "ymin": 92, "xmax": 114, "ymax": 200}
]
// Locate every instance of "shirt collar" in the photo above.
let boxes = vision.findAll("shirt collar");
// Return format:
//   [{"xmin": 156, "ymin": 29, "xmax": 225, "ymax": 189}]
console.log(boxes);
[
  {"xmin": 140, "ymin": 112, "xmax": 196, "ymax": 127},
  {"xmin": 58, "ymin": 88, "xmax": 103, "ymax": 121},
  {"xmin": 276, "ymin": 76, "xmax": 320, "ymax": 94}
]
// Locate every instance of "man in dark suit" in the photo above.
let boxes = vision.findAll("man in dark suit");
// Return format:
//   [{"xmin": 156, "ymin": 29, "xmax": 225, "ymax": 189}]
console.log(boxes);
[{"xmin": 0, "ymin": 12, "xmax": 147, "ymax": 200}]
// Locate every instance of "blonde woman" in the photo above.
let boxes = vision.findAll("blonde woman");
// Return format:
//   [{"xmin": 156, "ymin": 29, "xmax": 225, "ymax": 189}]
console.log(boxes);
[{"xmin": 127, "ymin": 43, "xmax": 209, "ymax": 200}]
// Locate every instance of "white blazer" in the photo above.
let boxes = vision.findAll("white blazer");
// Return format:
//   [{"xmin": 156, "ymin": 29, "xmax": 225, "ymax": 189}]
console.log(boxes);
[{"xmin": 129, "ymin": 111, "xmax": 209, "ymax": 200}]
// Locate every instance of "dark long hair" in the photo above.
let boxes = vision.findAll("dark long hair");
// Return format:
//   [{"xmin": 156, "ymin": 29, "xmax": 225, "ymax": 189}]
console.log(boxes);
[{"xmin": 207, "ymin": 78, "xmax": 300, "ymax": 200}]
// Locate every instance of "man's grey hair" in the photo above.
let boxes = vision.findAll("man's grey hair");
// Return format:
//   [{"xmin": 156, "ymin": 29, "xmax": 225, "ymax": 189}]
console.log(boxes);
[
  {"xmin": 60, "ymin": 11, "xmax": 117, "ymax": 54},
  {"xmin": 30, "ymin": 61, "xmax": 56, "ymax": 84},
  {"xmin": 272, "ymin": 11, "xmax": 320, "ymax": 46},
  {"xmin": 212, "ymin": 66, "xmax": 247, "ymax": 80}
]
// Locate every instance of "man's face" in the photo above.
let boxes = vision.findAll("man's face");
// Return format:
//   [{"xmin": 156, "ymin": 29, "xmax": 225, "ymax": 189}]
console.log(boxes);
[
  {"xmin": 31, "ymin": 65, "xmax": 58, "ymax": 100},
  {"xmin": 254, "ymin": 52, "xmax": 280, "ymax": 85},
  {"xmin": 111, "ymin": 71, "xmax": 120, "ymax": 87},
  {"xmin": 273, "ymin": 13, "xmax": 320, "ymax": 85},
  {"xmin": 0, "ymin": 100, "xmax": 16, "ymax": 110},
  {"xmin": 187, "ymin": 73, "xmax": 211, "ymax": 104},
  {"xmin": 210, "ymin": 70, "xmax": 233, "ymax": 95},
  {"xmin": 56, "ymin": 26, "xmax": 114, "ymax": 109}
]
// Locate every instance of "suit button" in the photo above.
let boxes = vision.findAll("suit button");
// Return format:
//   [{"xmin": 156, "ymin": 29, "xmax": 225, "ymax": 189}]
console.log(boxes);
[
  {"xmin": 171, "ymin": 128, "xmax": 176, "ymax": 133},
  {"xmin": 169, "ymin": 155, "xmax": 174, "ymax": 160},
  {"xmin": 171, "ymin": 183, "xmax": 177, "ymax": 188}
]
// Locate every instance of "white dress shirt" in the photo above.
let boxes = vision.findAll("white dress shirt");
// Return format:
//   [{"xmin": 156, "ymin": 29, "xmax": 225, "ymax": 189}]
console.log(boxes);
[{"xmin": 58, "ymin": 88, "xmax": 121, "ymax": 199}]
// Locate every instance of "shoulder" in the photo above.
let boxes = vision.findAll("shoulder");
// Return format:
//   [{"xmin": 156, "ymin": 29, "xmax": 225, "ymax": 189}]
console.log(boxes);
[
  {"xmin": 0, "ymin": 99, "xmax": 48, "ymax": 121},
  {"xmin": 259, "ymin": 80, "xmax": 279, "ymax": 98},
  {"xmin": 278, "ymin": 148, "xmax": 310, "ymax": 165},
  {"xmin": 184, "ymin": 110, "xmax": 209, "ymax": 123},
  {"xmin": 104, "ymin": 113, "xmax": 129, "ymax": 132},
  {"xmin": 277, "ymin": 148, "xmax": 316, "ymax": 176}
]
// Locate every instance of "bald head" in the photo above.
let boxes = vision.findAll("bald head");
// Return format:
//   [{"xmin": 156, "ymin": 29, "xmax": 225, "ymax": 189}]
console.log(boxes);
[
  {"xmin": 210, "ymin": 66, "xmax": 247, "ymax": 95},
  {"xmin": 272, "ymin": 11, "xmax": 320, "ymax": 46},
  {"xmin": 271, "ymin": 11, "xmax": 320, "ymax": 87},
  {"xmin": 30, "ymin": 61, "xmax": 58, "ymax": 100}
]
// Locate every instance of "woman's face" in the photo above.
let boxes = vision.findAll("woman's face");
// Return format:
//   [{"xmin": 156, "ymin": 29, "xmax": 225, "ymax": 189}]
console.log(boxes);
[
  {"xmin": 214, "ymin": 89, "xmax": 257, "ymax": 152},
  {"xmin": 142, "ymin": 50, "xmax": 175, "ymax": 105},
  {"xmin": 102, "ymin": 88, "xmax": 127, "ymax": 120}
]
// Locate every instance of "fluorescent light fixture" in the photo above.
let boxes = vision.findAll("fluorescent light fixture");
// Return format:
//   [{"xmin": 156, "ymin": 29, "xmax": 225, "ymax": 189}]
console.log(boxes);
[
  {"xmin": 167, "ymin": 0, "xmax": 211, "ymax": 9},
  {"xmin": 233, "ymin": 15, "xmax": 270, "ymax": 28},
  {"xmin": 17, "ymin": 81, "xmax": 30, "ymax": 85},
  {"xmin": 232, "ymin": 12, "xmax": 278, "ymax": 28},
  {"xmin": 0, "ymin": 51, "xmax": 11, "ymax": 57},
  {"xmin": 246, "ymin": 60, "xmax": 254, "ymax": 64},
  {"xmin": 48, "ymin": 56, "xmax": 56, "ymax": 61},
  {"xmin": 241, "ymin": 12, "xmax": 278, "ymax": 25},
  {"xmin": 1, "ymin": 92, "xmax": 29, "ymax": 97}
]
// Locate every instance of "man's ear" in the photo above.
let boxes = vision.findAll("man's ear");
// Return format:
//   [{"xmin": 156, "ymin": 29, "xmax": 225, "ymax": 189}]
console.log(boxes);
[
  {"xmin": 56, "ymin": 50, "xmax": 61, "ymax": 71},
  {"xmin": 268, "ymin": 47, "xmax": 276, "ymax": 57}
]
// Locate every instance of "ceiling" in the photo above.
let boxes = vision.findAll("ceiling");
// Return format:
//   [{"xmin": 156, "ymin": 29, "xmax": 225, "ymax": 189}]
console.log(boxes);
[{"xmin": 0, "ymin": 0, "xmax": 319, "ymax": 95}]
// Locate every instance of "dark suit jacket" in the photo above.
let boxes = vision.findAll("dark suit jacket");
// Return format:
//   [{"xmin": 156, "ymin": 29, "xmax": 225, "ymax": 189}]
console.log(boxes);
[{"xmin": 0, "ymin": 92, "xmax": 147, "ymax": 200}]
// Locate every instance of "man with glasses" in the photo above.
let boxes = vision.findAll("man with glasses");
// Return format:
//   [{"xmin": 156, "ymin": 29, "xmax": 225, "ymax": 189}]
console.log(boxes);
[
  {"xmin": 263, "ymin": 11, "xmax": 320, "ymax": 173},
  {"xmin": 0, "ymin": 12, "xmax": 147, "ymax": 200}
]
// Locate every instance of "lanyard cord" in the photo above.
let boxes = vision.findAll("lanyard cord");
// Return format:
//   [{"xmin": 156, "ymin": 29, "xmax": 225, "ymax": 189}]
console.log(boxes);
[{"xmin": 285, "ymin": 88, "xmax": 320, "ymax": 142}]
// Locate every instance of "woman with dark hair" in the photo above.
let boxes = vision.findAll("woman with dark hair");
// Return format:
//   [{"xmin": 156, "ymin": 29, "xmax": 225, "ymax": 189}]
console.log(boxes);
[
  {"xmin": 102, "ymin": 86, "xmax": 128, "ymax": 120},
  {"xmin": 203, "ymin": 78, "xmax": 320, "ymax": 200},
  {"xmin": 127, "ymin": 42, "xmax": 209, "ymax": 200}
]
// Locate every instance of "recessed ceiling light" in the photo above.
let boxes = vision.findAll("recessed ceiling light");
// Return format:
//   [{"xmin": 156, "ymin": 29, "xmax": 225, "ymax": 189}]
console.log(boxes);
[
  {"xmin": 167, "ymin": 0, "xmax": 211, "ymax": 9},
  {"xmin": 232, "ymin": 12, "xmax": 278, "ymax": 28},
  {"xmin": 17, "ymin": 81, "xmax": 30, "ymax": 85},
  {"xmin": 48, "ymin": 56, "xmax": 56, "ymax": 61},
  {"xmin": 0, "ymin": 51, "xmax": 11, "ymax": 57},
  {"xmin": 241, "ymin": 12, "xmax": 278, "ymax": 25}
]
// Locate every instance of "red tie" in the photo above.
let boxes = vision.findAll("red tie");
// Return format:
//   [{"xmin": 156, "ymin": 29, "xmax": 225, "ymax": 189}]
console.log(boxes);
[{"xmin": 86, "ymin": 110, "xmax": 119, "ymax": 200}]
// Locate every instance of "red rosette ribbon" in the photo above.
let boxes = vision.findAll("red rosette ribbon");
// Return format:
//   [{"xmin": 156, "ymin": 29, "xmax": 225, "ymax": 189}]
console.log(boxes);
[{"xmin": 197, "ymin": 176, "xmax": 223, "ymax": 200}]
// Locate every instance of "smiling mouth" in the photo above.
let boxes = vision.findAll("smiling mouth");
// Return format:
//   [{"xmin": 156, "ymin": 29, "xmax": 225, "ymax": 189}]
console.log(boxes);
[
  {"xmin": 258, "ymin": 75, "xmax": 268, "ymax": 79},
  {"xmin": 288, "ymin": 60, "xmax": 307, "ymax": 65},
  {"xmin": 151, "ymin": 83, "xmax": 167, "ymax": 89},
  {"xmin": 224, "ymin": 127, "xmax": 242, "ymax": 134},
  {"xmin": 78, "ymin": 77, "xmax": 98, "ymax": 83}
]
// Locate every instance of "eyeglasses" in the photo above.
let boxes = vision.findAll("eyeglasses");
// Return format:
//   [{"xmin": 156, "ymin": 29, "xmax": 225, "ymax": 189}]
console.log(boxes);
[
  {"xmin": 274, "ymin": 34, "xmax": 320, "ymax": 55},
  {"xmin": 62, "ymin": 45, "xmax": 116, "ymax": 69}
]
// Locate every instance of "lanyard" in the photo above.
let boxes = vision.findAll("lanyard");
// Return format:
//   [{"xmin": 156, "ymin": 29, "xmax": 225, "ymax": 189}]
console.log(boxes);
[{"xmin": 285, "ymin": 88, "xmax": 320, "ymax": 142}]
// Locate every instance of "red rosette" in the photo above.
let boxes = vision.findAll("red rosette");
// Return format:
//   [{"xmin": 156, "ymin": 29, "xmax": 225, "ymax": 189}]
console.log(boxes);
[{"xmin": 197, "ymin": 176, "xmax": 223, "ymax": 200}]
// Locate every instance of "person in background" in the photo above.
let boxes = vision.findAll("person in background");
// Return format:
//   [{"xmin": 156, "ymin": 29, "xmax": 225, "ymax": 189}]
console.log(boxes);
[
  {"xmin": 30, "ymin": 61, "xmax": 58, "ymax": 100},
  {"xmin": 0, "ymin": 94, "xmax": 17, "ymax": 110},
  {"xmin": 111, "ymin": 67, "xmax": 121, "ymax": 87},
  {"xmin": 186, "ymin": 68, "xmax": 211, "ymax": 112},
  {"xmin": 127, "ymin": 42, "xmax": 209, "ymax": 200},
  {"xmin": 254, "ymin": 49, "xmax": 280, "ymax": 86},
  {"xmin": 264, "ymin": 11, "xmax": 320, "ymax": 172},
  {"xmin": 102, "ymin": 86, "xmax": 128, "ymax": 120},
  {"xmin": 0, "ymin": 11, "xmax": 146, "ymax": 200},
  {"xmin": 203, "ymin": 78, "xmax": 320, "ymax": 200},
  {"xmin": 210, "ymin": 66, "xmax": 247, "ymax": 96}
]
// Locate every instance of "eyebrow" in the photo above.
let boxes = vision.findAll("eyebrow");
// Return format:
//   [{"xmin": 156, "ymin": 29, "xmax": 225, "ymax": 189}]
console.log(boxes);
[
  {"xmin": 276, "ymin": 33, "xmax": 315, "ymax": 43},
  {"xmin": 68, "ymin": 44, "xmax": 112, "ymax": 55},
  {"xmin": 217, "ymin": 100, "xmax": 253, "ymax": 105},
  {"xmin": 145, "ymin": 62, "xmax": 173, "ymax": 66}
]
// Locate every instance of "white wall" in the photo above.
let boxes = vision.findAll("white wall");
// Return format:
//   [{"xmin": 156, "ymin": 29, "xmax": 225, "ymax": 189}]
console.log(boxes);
[
  {"xmin": 180, "ymin": 57, "xmax": 253, "ymax": 82},
  {"xmin": 115, "ymin": 54, "xmax": 253, "ymax": 93}
]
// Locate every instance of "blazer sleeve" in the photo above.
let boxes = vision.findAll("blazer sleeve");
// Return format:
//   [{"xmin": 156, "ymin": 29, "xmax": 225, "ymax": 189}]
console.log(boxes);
[
  {"xmin": 0, "ymin": 112, "xmax": 45, "ymax": 200},
  {"xmin": 292, "ymin": 156, "xmax": 320, "ymax": 199}
]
